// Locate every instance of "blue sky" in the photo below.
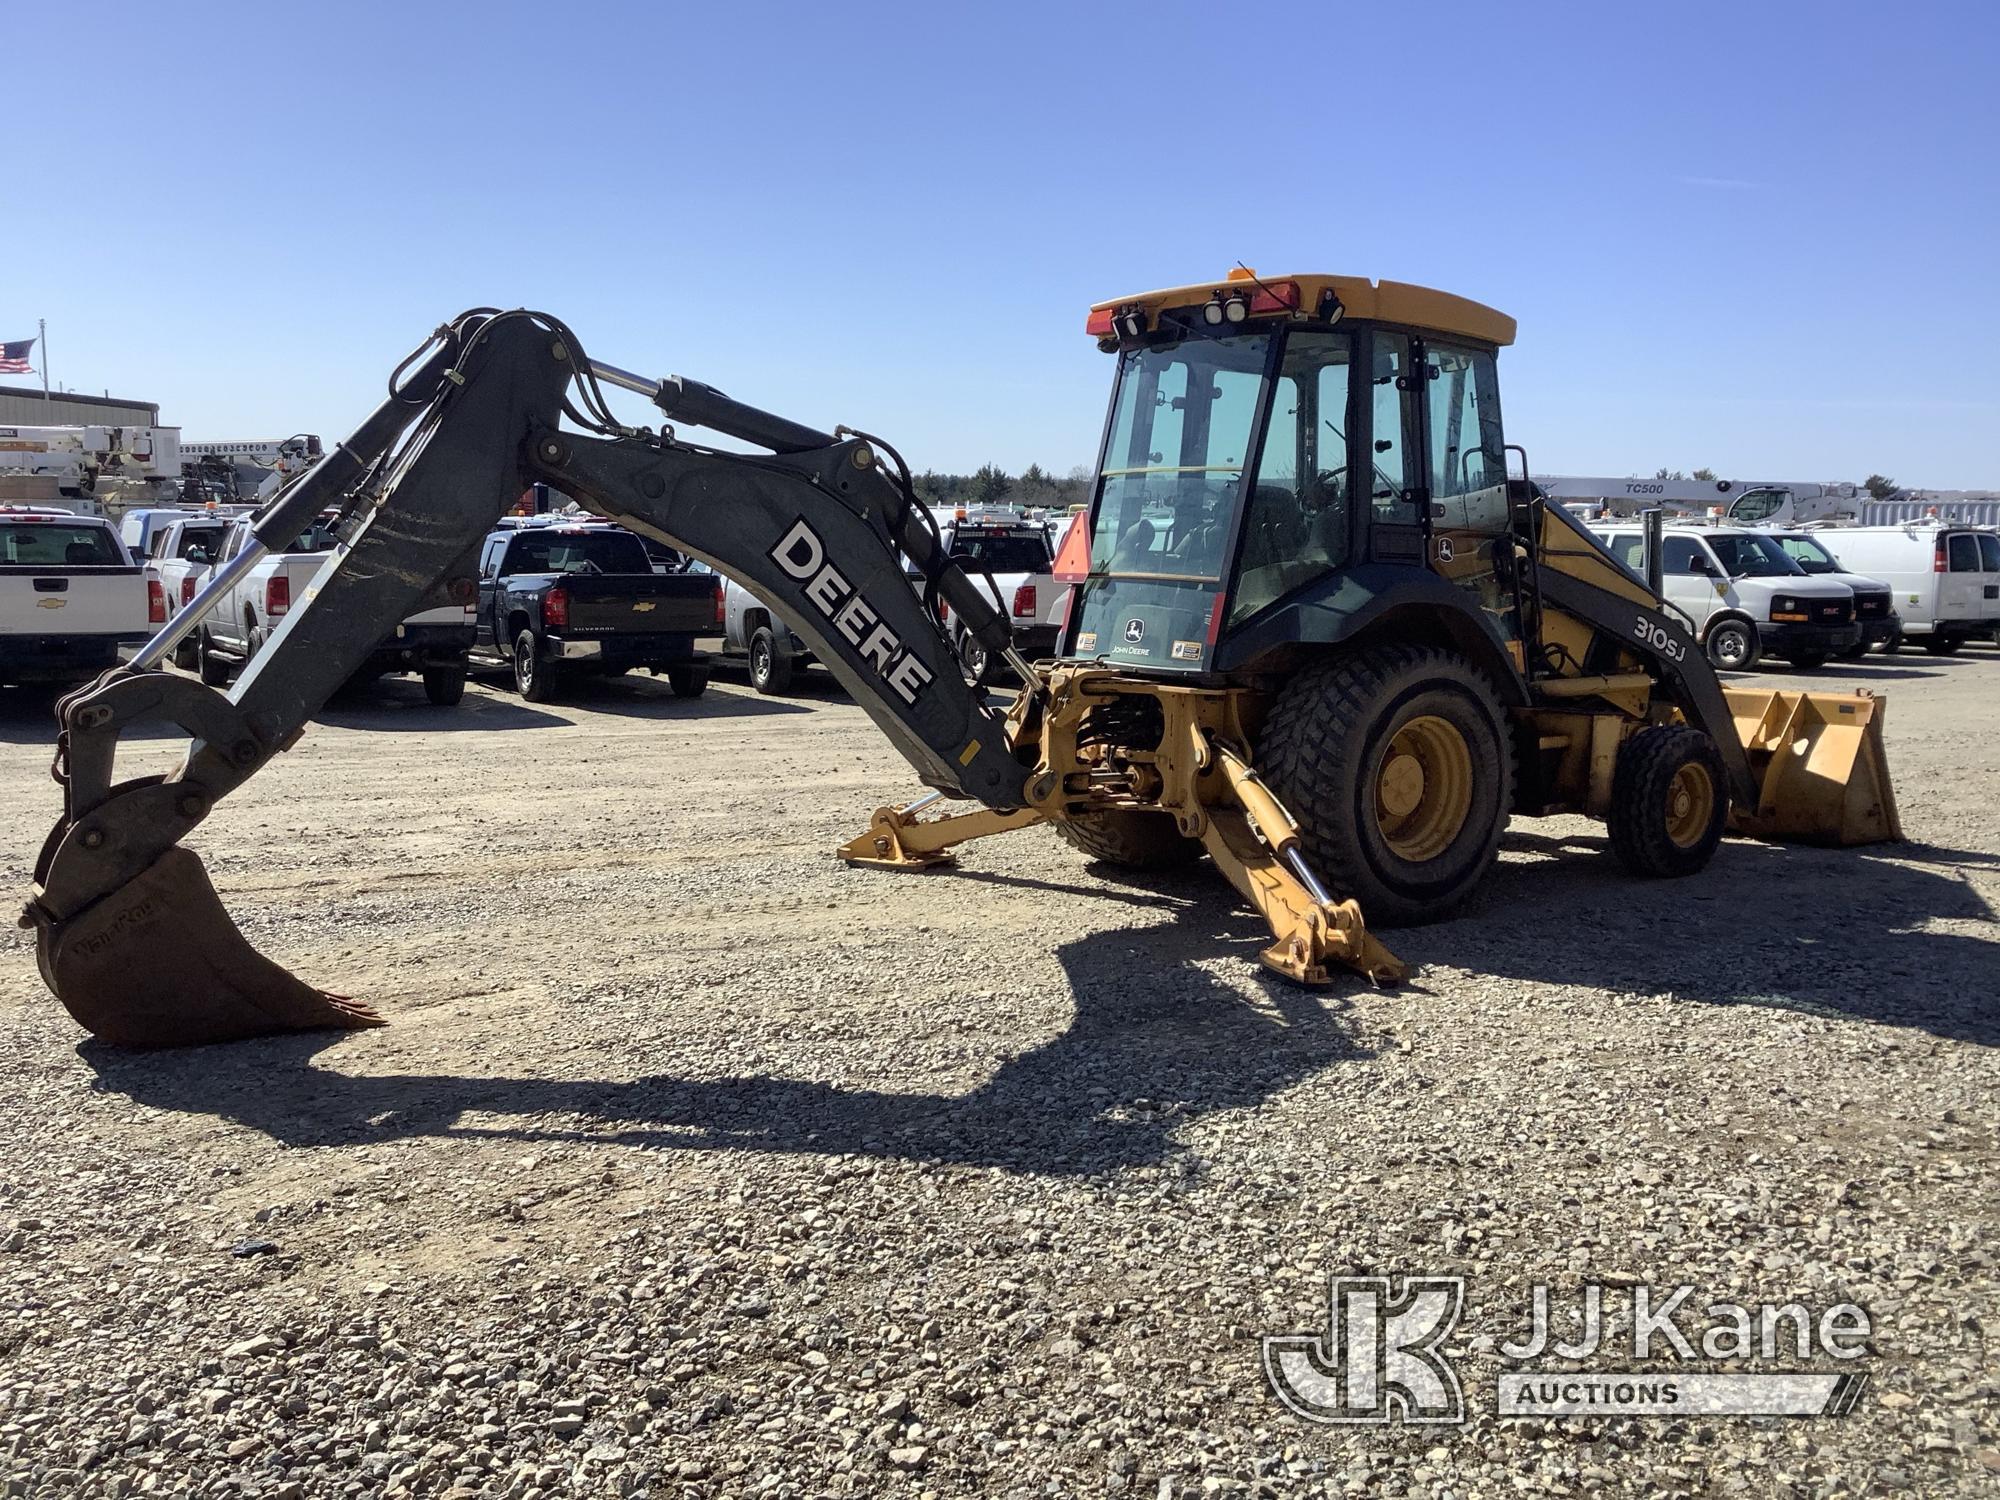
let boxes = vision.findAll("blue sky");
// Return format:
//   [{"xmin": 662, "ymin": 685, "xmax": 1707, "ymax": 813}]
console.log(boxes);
[{"xmin": 7, "ymin": 2, "xmax": 1997, "ymax": 487}]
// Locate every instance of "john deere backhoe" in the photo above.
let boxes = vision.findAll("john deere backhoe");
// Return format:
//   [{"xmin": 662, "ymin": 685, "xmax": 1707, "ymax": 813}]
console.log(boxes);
[{"xmin": 24, "ymin": 278, "xmax": 1899, "ymax": 1047}]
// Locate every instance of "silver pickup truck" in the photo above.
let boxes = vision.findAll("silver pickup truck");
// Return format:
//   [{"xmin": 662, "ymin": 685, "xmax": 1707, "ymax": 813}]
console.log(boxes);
[{"xmin": 689, "ymin": 561, "xmax": 817, "ymax": 694}]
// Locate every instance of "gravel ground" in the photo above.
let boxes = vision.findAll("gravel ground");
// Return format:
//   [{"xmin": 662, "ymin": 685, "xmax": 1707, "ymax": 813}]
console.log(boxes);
[{"xmin": 0, "ymin": 649, "xmax": 1994, "ymax": 1499}]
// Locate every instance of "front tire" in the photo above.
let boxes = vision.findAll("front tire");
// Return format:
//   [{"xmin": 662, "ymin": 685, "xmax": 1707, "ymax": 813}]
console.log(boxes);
[
  {"xmin": 513, "ymin": 630, "xmax": 559, "ymax": 702},
  {"xmin": 197, "ymin": 630, "xmax": 231, "ymax": 687},
  {"xmin": 748, "ymin": 626, "xmax": 794, "ymax": 695},
  {"xmin": 1259, "ymin": 644, "xmax": 1514, "ymax": 926},
  {"xmin": 1608, "ymin": 725, "xmax": 1728, "ymax": 878},
  {"xmin": 1704, "ymin": 618, "xmax": 1759, "ymax": 671},
  {"xmin": 1783, "ymin": 650, "xmax": 1829, "ymax": 670}
]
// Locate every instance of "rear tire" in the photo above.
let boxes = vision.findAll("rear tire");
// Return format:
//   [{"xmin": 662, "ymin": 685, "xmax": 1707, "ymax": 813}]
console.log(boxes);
[
  {"xmin": 1608, "ymin": 725, "xmax": 1728, "ymax": 878},
  {"xmin": 957, "ymin": 632, "xmax": 996, "ymax": 688},
  {"xmin": 197, "ymin": 630, "xmax": 231, "ymax": 687},
  {"xmin": 1259, "ymin": 644, "xmax": 1514, "ymax": 926},
  {"xmin": 513, "ymin": 630, "xmax": 559, "ymax": 702},
  {"xmin": 1052, "ymin": 810, "xmax": 1203, "ymax": 870},
  {"xmin": 1704, "ymin": 618, "xmax": 1759, "ymax": 671},
  {"xmin": 422, "ymin": 664, "xmax": 467, "ymax": 706},
  {"xmin": 1922, "ymin": 634, "xmax": 1962, "ymax": 656},
  {"xmin": 748, "ymin": 626, "xmax": 794, "ymax": 694},
  {"xmin": 667, "ymin": 664, "xmax": 710, "ymax": 698}
]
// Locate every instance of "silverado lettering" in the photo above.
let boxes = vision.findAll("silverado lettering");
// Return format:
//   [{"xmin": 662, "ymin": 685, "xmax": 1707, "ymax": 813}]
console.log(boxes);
[{"xmin": 771, "ymin": 519, "xmax": 935, "ymax": 707}]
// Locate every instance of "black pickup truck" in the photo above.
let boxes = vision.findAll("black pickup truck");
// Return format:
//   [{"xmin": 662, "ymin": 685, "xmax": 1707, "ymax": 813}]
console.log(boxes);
[{"xmin": 472, "ymin": 522, "xmax": 718, "ymax": 701}]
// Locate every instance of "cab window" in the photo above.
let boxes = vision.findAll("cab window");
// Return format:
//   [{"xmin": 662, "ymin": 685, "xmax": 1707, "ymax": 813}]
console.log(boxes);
[
  {"xmin": 1367, "ymin": 333, "xmax": 1420, "ymax": 522},
  {"xmin": 1664, "ymin": 536, "xmax": 1707, "ymax": 574},
  {"xmin": 1231, "ymin": 330, "xmax": 1353, "ymax": 621},
  {"xmin": 1608, "ymin": 534, "xmax": 1645, "ymax": 572},
  {"xmin": 1425, "ymin": 345, "xmax": 1505, "ymax": 501}
]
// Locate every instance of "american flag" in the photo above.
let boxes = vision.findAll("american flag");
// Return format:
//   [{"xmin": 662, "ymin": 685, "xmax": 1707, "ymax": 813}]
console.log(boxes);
[{"xmin": 0, "ymin": 338, "xmax": 33, "ymax": 375}]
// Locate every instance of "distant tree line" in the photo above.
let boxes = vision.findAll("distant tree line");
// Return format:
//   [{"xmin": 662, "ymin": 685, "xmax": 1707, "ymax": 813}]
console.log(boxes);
[{"xmin": 913, "ymin": 463, "xmax": 1094, "ymax": 510}]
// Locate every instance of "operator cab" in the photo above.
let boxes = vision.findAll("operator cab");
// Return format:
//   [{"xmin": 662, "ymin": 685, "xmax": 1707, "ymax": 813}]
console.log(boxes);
[{"xmin": 1063, "ymin": 271, "xmax": 1519, "ymax": 677}]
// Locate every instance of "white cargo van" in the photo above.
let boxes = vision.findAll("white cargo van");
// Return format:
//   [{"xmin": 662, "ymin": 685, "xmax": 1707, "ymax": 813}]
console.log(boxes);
[
  {"xmin": 1803, "ymin": 523, "xmax": 1999, "ymax": 653},
  {"xmin": 1758, "ymin": 531, "xmax": 1901, "ymax": 657},
  {"xmin": 1592, "ymin": 522, "xmax": 1858, "ymax": 670}
]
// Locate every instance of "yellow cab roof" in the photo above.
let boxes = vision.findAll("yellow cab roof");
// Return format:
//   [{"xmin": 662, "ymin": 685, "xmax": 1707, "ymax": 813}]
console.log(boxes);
[{"xmin": 1088, "ymin": 271, "xmax": 1516, "ymax": 347}]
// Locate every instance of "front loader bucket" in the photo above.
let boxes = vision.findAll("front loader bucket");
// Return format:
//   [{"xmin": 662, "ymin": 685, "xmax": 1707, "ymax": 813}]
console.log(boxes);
[
  {"xmin": 29, "ymin": 846, "xmax": 382, "ymax": 1049},
  {"xmin": 1721, "ymin": 688, "xmax": 1902, "ymax": 846}
]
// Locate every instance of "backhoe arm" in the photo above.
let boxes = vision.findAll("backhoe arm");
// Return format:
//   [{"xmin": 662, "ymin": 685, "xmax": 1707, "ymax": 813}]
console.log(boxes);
[{"xmin": 26, "ymin": 308, "xmax": 1030, "ymax": 1046}]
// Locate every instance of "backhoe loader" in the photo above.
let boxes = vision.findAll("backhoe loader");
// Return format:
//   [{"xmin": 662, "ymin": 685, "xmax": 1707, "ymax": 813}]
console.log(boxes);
[{"xmin": 23, "ymin": 279, "xmax": 1899, "ymax": 1048}]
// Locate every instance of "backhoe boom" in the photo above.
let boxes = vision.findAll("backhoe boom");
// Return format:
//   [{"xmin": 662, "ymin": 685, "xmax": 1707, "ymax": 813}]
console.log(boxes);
[{"xmin": 26, "ymin": 308, "xmax": 1034, "ymax": 1046}]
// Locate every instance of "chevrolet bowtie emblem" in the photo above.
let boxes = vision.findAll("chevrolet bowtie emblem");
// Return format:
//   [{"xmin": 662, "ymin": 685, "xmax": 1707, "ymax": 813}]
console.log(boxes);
[
  {"xmin": 35, "ymin": 598, "xmax": 65, "ymax": 609},
  {"xmin": 632, "ymin": 601, "xmax": 656, "ymax": 612}
]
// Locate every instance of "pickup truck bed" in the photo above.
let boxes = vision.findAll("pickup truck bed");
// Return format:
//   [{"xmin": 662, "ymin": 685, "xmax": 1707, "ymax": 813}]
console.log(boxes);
[{"xmin": 474, "ymin": 522, "xmax": 717, "ymax": 701}]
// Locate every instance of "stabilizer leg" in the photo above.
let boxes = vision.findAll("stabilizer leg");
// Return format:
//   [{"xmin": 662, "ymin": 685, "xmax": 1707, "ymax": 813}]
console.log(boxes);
[
  {"xmin": 1200, "ymin": 746, "xmax": 1406, "ymax": 987},
  {"xmin": 839, "ymin": 793, "xmax": 1045, "ymax": 869}
]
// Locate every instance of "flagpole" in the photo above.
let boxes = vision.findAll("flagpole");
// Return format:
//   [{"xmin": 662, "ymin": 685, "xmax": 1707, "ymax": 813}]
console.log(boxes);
[{"xmin": 39, "ymin": 319, "xmax": 49, "ymax": 401}]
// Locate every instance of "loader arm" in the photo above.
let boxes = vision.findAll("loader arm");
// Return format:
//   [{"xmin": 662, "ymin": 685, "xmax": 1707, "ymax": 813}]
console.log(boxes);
[{"xmin": 25, "ymin": 308, "xmax": 1031, "ymax": 1046}]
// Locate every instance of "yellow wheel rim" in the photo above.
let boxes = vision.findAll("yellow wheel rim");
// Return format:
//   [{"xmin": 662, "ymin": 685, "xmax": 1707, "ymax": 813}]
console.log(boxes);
[
  {"xmin": 1664, "ymin": 762, "xmax": 1716, "ymax": 849},
  {"xmin": 1373, "ymin": 714, "xmax": 1475, "ymax": 863}
]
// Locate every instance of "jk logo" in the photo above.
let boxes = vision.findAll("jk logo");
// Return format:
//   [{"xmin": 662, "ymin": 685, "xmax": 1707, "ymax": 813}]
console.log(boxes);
[{"xmin": 1263, "ymin": 1276, "xmax": 1466, "ymax": 1425}]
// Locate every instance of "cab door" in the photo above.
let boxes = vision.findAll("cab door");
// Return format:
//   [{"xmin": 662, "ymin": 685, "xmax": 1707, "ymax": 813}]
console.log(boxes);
[
  {"xmin": 474, "ymin": 535, "xmax": 507, "ymax": 648},
  {"xmin": 1660, "ymin": 535, "xmax": 1721, "ymax": 634},
  {"xmin": 1418, "ymin": 340, "xmax": 1520, "ymax": 647}
]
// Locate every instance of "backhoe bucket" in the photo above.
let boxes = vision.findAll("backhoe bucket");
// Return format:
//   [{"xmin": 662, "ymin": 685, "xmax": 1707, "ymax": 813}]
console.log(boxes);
[
  {"xmin": 30, "ymin": 845, "xmax": 382, "ymax": 1049},
  {"xmin": 1721, "ymin": 688, "xmax": 1902, "ymax": 846}
]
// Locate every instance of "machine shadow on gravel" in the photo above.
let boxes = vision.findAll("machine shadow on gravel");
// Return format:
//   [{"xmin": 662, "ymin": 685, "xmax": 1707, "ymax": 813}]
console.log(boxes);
[
  {"xmin": 78, "ymin": 869, "xmax": 1377, "ymax": 1174},
  {"xmin": 1425, "ymin": 832, "xmax": 2000, "ymax": 1046}
]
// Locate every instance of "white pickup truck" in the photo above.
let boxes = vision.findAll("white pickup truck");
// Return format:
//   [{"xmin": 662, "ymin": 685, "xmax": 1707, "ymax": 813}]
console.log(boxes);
[
  {"xmin": 193, "ymin": 515, "xmax": 477, "ymax": 705},
  {"xmin": 929, "ymin": 509, "xmax": 1064, "ymax": 685},
  {"xmin": 0, "ymin": 509, "xmax": 153, "ymax": 686},
  {"xmin": 143, "ymin": 514, "xmax": 236, "ymax": 669}
]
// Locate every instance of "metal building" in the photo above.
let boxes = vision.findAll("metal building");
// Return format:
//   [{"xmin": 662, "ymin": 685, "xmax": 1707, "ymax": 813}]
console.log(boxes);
[{"xmin": 0, "ymin": 385, "xmax": 160, "ymax": 429}]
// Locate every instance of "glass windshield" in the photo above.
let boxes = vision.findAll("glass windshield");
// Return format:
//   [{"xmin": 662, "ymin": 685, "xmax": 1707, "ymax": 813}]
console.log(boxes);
[
  {"xmin": 0, "ymin": 523, "xmax": 121, "ymax": 566},
  {"xmin": 949, "ymin": 530, "xmax": 1050, "ymax": 573},
  {"xmin": 1773, "ymin": 535, "xmax": 1840, "ymax": 574},
  {"xmin": 1707, "ymin": 533, "xmax": 1804, "ymax": 578},
  {"xmin": 507, "ymin": 529, "xmax": 650, "ymax": 574},
  {"xmin": 1089, "ymin": 333, "xmax": 1269, "ymax": 584},
  {"xmin": 1070, "ymin": 332, "xmax": 1269, "ymax": 673},
  {"xmin": 1728, "ymin": 488, "xmax": 1790, "ymax": 524}
]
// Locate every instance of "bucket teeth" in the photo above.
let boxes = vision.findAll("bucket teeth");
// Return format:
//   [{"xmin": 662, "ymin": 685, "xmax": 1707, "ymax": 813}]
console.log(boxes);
[{"xmin": 31, "ymin": 846, "xmax": 381, "ymax": 1049}]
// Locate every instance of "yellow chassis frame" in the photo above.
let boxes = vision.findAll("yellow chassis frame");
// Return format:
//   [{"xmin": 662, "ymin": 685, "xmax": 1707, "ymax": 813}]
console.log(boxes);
[{"xmin": 840, "ymin": 667, "xmax": 1405, "ymax": 987}]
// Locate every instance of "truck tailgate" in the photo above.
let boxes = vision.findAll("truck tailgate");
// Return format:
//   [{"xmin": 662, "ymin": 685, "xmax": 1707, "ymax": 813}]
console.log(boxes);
[
  {"xmin": 561, "ymin": 573, "xmax": 715, "ymax": 635},
  {"xmin": 0, "ymin": 568, "xmax": 150, "ymax": 637}
]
